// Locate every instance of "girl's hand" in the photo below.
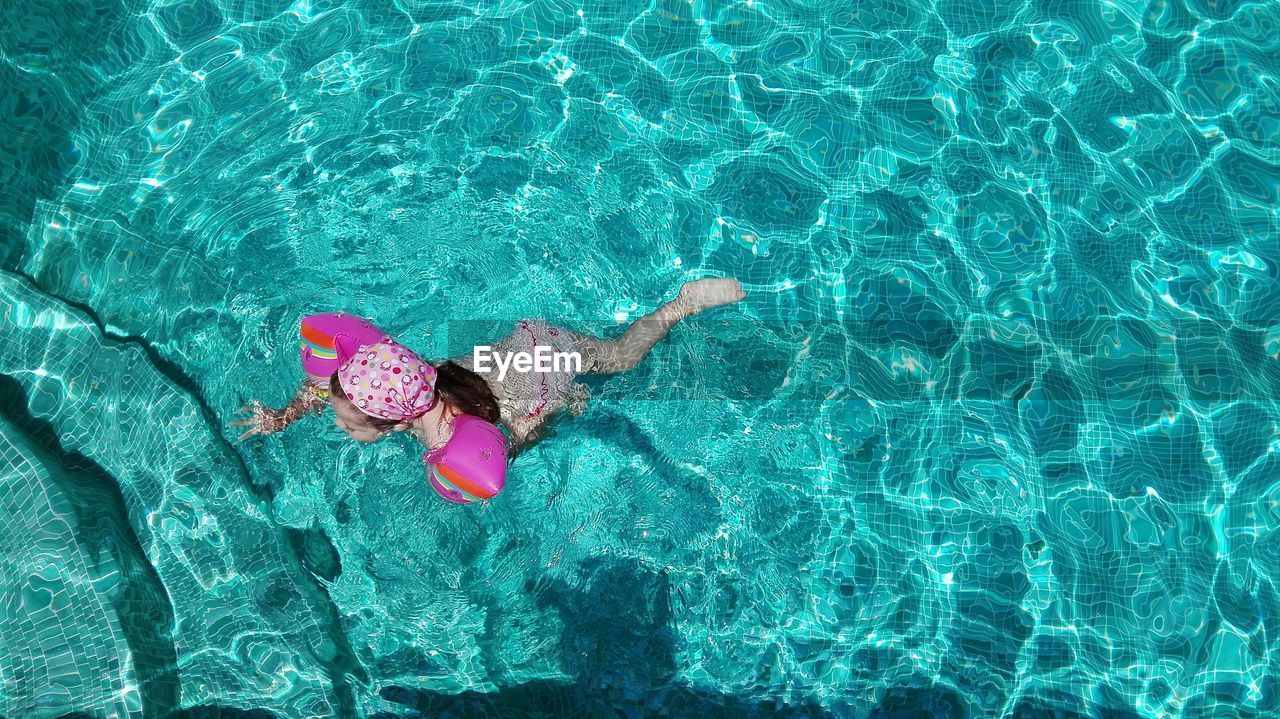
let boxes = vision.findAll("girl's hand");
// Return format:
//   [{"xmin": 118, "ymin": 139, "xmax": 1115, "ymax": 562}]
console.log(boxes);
[{"xmin": 231, "ymin": 401, "xmax": 288, "ymax": 440}]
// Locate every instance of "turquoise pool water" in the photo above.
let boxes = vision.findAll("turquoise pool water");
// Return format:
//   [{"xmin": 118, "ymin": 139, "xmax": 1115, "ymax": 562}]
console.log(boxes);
[{"xmin": 2, "ymin": 0, "xmax": 1279, "ymax": 717}]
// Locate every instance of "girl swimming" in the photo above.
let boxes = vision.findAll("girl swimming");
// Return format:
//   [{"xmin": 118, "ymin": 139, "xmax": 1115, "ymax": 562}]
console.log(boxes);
[{"xmin": 231, "ymin": 277, "xmax": 745, "ymax": 500}]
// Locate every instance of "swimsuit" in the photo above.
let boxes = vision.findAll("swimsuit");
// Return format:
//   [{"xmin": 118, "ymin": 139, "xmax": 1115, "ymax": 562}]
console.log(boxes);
[{"xmin": 461, "ymin": 319, "xmax": 590, "ymax": 435}]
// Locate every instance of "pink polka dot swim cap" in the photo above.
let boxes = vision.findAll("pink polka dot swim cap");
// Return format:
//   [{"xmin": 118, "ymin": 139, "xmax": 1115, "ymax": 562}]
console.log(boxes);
[{"xmin": 337, "ymin": 340, "xmax": 437, "ymax": 420}]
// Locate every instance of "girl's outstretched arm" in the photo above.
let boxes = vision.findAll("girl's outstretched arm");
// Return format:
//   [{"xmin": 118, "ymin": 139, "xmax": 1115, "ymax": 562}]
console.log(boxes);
[{"xmin": 231, "ymin": 381, "xmax": 327, "ymax": 440}]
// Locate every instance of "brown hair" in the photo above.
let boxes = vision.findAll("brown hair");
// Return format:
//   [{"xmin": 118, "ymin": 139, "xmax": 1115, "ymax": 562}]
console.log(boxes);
[
  {"xmin": 433, "ymin": 361, "xmax": 501, "ymax": 423},
  {"xmin": 328, "ymin": 360, "xmax": 500, "ymax": 429}
]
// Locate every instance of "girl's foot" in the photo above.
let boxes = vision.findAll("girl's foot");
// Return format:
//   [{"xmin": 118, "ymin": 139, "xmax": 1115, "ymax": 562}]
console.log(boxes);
[{"xmin": 677, "ymin": 278, "xmax": 746, "ymax": 316}]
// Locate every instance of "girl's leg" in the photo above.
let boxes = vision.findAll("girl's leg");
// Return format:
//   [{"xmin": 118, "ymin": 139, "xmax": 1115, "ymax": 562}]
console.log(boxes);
[{"xmin": 571, "ymin": 278, "xmax": 745, "ymax": 375}]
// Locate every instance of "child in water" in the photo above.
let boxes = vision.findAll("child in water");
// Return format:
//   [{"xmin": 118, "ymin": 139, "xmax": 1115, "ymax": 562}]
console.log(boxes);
[{"xmin": 231, "ymin": 278, "xmax": 745, "ymax": 502}]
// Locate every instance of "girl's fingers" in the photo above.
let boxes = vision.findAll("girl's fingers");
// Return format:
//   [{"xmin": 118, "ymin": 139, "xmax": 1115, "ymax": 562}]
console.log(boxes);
[
  {"xmin": 231, "ymin": 404, "xmax": 271, "ymax": 438},
  {"xmin": 231, "ymin": 403, "xmax": 269, "ymax": 426}
]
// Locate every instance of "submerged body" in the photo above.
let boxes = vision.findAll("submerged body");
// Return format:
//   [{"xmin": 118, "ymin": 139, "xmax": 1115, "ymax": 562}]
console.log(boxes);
[
  {"xmin": 231, "ymin": 278, "xmax": 746, "ymax": 501},
  {"xmin": 458, "ymin": 278, "xmax": 747, "ymax": 446},
  {"xmin": 452, "ymin": 319, "xmax": 590, "ymax": 447}
]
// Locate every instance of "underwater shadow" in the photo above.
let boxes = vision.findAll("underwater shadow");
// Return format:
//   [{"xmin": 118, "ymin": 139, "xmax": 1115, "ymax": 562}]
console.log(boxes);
[{"xmin": 372, "ymin": 554, "xmax": 854, "ymax": 719}]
